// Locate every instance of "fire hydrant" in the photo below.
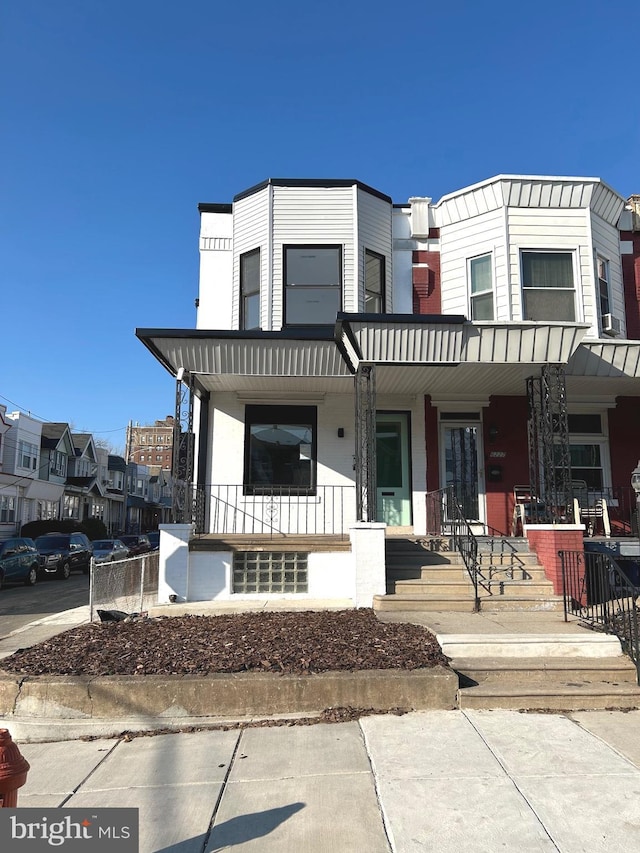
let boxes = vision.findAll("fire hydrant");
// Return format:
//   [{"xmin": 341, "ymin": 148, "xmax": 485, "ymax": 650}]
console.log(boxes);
[{"xmin": 0, "ymin": 729, "xmax": 30, "ymax": 807}]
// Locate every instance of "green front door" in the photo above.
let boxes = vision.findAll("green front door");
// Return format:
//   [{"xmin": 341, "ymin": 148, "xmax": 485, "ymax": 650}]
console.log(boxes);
[{"xmin": 376, "ymin": 412, "xmax": 412, "ymax": 527}]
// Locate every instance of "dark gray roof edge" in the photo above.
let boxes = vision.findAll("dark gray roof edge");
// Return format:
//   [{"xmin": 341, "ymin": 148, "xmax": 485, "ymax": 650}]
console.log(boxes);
[
  {"xmin": 198, "ymin": 203, "xmax": 233, "ymax": 214},
  {"xmin": 232, "ymin": 178, "xmax": 393, "ymax": 204}
]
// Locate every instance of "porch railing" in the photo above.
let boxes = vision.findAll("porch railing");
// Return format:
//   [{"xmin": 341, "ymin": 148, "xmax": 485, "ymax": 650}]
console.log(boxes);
[
  {"xmin": 559, "ymin": 549, "xmax": 640, "ymax": 684},
  {"xmin": 426, "ymin": 486, "xmax": 481, "ymax": 611},
  {"xmin": 193, "ymin": 484, "xmax": 356, "ymax": 538}
]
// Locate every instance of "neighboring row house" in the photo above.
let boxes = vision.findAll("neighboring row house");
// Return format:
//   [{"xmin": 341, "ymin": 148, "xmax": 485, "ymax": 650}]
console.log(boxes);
[
  {"xmin": 137, "ymin": 174, "xmax": 640, "ymax": 606},
  {"xmin": 0, "ymin": 409, "xmax": 173, "ymax": 540}
]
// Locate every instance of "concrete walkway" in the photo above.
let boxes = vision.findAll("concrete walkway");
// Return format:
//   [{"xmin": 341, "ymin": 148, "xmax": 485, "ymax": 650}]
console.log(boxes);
[{"xmin": 11, "ymin": 709, "xmax": 640, "ymax": 852}]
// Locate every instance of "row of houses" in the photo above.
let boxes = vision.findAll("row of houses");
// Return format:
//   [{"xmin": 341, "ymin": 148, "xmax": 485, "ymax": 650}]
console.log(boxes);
[
  {"xmin": 0, "ymin": 407, "xmax": 173, "ymax": 540},
  {"xmin": 137, "ymin": 173, "xmax": 640, "ymax": 606}
]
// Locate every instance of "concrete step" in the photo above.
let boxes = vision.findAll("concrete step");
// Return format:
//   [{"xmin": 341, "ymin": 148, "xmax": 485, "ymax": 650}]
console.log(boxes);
[
  {"xmin": 451, "ymin": 656, "xmax": 639, "ymax": 685},
  {"xmin": 390, "ymin": 579, "xmax": 556, "ymax": 597},
  {"xmin": 388, "ymin": 565, "xmax": 550, "ymax": 583},
  {"xmin": 458, "ymin": 682, "xmax": 640, "ymax": 711},
  {"xmin": 437, "ymin": 632, "xmax": 623, "ymax": 659},
  {"xmin": 373, "ymin": 594, "xmax": 477, "ymax": 613}
]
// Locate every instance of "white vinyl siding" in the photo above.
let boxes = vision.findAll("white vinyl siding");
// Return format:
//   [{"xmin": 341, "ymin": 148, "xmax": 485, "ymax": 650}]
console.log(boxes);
[
  {"xmin": 590, "ymin": 211, "xmax": 626, "ymax": 337},
  {"xmin": 506, "ymin": 207, "xmax": 590, "ymax": 323},
  {"xmin": 271, "ymin": 186, "xmax": 355, "ymax": 328},
  {"xmin": 357, "ymin": 188, "xmax": 393, "ymax": 312},
  {"xmin": 233, "ymin": 187, "xmax": 270, "ymax": 330},
  {"xmin": 439, "ymin": 208, "xmax": 506, "ymax": 318}
]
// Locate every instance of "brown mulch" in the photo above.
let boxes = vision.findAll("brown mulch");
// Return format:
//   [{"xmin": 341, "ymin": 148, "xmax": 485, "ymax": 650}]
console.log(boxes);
[{"xmin": 1, "ymin": 608, "xmax": 448, "ymax": 677}]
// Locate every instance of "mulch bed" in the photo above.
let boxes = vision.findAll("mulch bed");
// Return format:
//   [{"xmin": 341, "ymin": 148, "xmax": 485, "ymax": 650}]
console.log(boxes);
[{"xmin": 1, "ymin": 608, "xmax": 448, "ymax": 677}]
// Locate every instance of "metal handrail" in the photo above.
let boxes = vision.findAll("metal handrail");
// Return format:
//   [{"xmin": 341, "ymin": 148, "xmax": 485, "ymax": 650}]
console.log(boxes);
[
  {"xmin": 426, "ymin": 486, "xmax": 480, "ymax": 611},
  {"xmin": 560, "ymin": 549, "xmax": 640, "ymax": 684}
]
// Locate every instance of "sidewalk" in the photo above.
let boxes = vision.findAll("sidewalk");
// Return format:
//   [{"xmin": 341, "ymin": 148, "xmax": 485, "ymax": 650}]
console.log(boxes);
[{"xmin": 11, "ymin": 708, "xmax": 640, "ymax": 852}]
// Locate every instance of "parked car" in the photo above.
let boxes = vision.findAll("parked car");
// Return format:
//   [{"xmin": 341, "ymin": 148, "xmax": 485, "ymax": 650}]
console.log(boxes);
[
  {"xmin": 119, "ymin": 534, "xmax": 152, "ymax": 557},
  {"xmin": 34, "ymin": 532, "xmax": 93, "ymax": 579},
  {"xmin": 91, "ymin": 539, "xmax": 130, "ymax": 564},
  {"xmin": 146, "ymin": 531, "xmax": 160, "ymax": 551},
  {"xmin": 0, "ymin": 537, "xmax": 40, "ymax": 587}
]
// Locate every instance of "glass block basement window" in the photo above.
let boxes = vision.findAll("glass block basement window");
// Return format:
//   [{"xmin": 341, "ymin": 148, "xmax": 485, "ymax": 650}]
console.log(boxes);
[{"xmin": 233, "ymin": 552, "xmax": 308, "ymax": 593}]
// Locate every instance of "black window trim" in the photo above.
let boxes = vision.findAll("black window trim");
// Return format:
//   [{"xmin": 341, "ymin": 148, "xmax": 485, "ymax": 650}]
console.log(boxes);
[
  {"xmin": 243, "ymin": 404, "xmax": 318, "ymax": 496},
  {"xmin": 283, "ymin": 244, "xmax": 343, "ymax": 328}
]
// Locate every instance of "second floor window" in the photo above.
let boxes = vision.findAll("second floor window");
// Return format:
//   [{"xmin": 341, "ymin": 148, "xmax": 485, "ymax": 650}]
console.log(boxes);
[
  {"xmin": 285, "ymin": 245, "xmax": 341, "ymax": 325},
  {"xmin": 469, "ymin": 254, "xmax": 493, "ymax": 320},
  {"xmin": 365, "ymin": 250, "xmax": 385, "ymax": 313},
  {"xmin": 18, "ymin": 441, "xmax": 38, "ymax": 471},
  {"xmin": 597, "ymin": 256, "xmax": 610, "ymax": 320},
  {"xmin": 240, "ymin": 249, "xmax": 260, "ymax": 329},
  {"xmin": 521, "ymin": 251, "xmax": 575, "ymax": 321}
]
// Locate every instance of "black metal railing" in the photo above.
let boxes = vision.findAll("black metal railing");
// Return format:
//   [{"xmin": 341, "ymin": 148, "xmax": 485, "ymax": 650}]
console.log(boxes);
[
  {"xmin": 193, "ymin": 484, "xmax": 356, "ymax": 538},
  {"xmin": 559, "ymin": 549, "xmax": 640, "ymax": 684},
  {"xmin": 426, "ymin": 486, "xmax": 480, "ymax": 610}
]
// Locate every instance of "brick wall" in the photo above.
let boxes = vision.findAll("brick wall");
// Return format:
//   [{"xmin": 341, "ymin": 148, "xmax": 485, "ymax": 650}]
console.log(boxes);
[
  {"xmin": 620, "ymin": 230, "xmax": 640, "ymax": 340},
  {"xmin": 412, "ymin": 250, "xmax": 441, "ymax": 314},
  {"xmin": 482, "ymin": 396, "xmax": 529, "ymax": 535},
  {"xmin": 525, "ymin": 526, "xmax": 584, "ymax": 596}
]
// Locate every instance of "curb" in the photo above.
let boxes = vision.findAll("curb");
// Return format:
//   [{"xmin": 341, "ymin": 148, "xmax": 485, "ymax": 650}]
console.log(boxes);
[{"xmin": 0, "ymin": 667, "xmax": 458, "ymax": 725}]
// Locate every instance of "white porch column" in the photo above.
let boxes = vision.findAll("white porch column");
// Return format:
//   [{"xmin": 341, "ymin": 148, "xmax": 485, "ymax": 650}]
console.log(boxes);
[
  {"xmin": 158, "ymin": 523, "xmax": 194, "ymax": 604},
  {"xmin": 349, "ymin": 522, "xmax": 387, "ymax": 607}
]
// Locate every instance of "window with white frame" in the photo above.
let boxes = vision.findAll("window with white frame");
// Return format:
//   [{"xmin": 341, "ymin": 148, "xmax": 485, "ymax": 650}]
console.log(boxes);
[
  {"xmin": 37, "ymin": 500, "xmax": 57, "ymax": 520},
  {"xmin": 365, "ymin": 249, "xmax": 385, "ymax": 313},
  {"xmin": 284, "ymin": 245, "xmax": 341, "ymax": 325},
  {"xmin": 18, "ymin": 441, "xmax": 38, "ymax": 471},
  {"xmin": 240, "ymin": 248, "xmax": 261, "ymax": 330},
  {"xmin": 554, "ymin": 413, "xmax": 608, "ymax": 490},
  {"xmin": 597, "ymin": 256, "xmax": 610, "ymax": 321},
  {"xmin": 0, "ymin": 496, "xmax": 16, "ymax": 523},
  {"xmin": 521, "ymin": 251, "xmax": 575, "ymax": 321},
  {"xmin": 50, "ymin": 450, "xmax": 66, "ymax": 477},
  {"xmin": 63, "ymin": 495, "xmax": 80, "ymax": 518},
  {"xmin": 469, "ymin": 254, "xmax": 494, "ymax": 320}
]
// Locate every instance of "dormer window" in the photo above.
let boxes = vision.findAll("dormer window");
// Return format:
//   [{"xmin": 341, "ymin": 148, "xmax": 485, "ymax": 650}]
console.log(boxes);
[
  {"xmin": 521, "ymin": 251, "xmax": 575, "ymax": 321},
  {"xmin": 284, "ymin": 245, "xmax": 341, "ymax": 325},
  {"xmin": 240, "ymin": 249, "xmax": 261, "ymax": 330}
]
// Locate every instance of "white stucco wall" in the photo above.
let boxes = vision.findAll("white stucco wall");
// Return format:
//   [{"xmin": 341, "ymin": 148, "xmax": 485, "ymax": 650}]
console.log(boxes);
[{"xmin": 197, "ymin": 211, "xmax": 234, "ymax": 330}]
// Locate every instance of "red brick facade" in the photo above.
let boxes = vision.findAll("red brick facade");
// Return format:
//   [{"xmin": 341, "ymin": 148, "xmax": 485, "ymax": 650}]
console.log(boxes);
[
  {"xmin": 620, "ymin": 230, "xmax": 640, "ymax": 340},
  {"xmin": 412, "ymin": 250, "xmax": 441, "ymax": 314},
  {"xmin": 525, "ymin": 527, "xmax": 585, "ymax": 596}
]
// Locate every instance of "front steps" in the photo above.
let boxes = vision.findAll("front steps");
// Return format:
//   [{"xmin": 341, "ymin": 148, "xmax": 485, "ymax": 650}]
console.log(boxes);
[
  {"xmin": 374, "ymin": 536, "xmax": 563, "ymax": 613},
  {"xmin": 448, "ymin": 649, "xmax": 640, "ymax": 711}
]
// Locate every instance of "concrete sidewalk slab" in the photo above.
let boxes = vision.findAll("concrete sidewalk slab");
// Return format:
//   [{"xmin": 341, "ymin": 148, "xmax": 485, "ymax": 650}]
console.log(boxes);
[
  {"xmin": 571, "ymin": 709, "xmax": 640, "ymax": 766},
  {"xmin": 18, "ymin": 738, "xmax": 116, "ymax": 806}
]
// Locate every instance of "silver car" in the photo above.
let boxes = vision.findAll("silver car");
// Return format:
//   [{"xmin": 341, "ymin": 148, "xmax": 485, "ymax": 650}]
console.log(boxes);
[{"xmin": 91, "ymin": 539, "xmax": 130, "ymax": 564}]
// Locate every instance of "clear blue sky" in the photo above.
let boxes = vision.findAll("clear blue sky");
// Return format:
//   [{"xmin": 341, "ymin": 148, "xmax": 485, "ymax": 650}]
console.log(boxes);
[{"xmin": 2, "ymin": 0, "xmax": 639, "ymax": 454}]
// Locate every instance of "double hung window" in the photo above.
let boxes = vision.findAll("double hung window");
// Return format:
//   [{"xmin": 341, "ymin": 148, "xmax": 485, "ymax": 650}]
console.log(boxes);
[
  {"xmin": 597, "ymin": 256, "xmax": 610, "ymax": 321},
  {"xmin": 240, "ymin": 249, "xmax": 260, "ymax": 330},
  {"xmin": 469, "ymin": 254, "xmax": 493, "ymax": 320},
  {"xmin": 365, "ymin": 250, "xmax": 385, "ymax": 313},
  {"xmin": 18, "ymin": 441, "xmax": 38, "ymax": 471},
  {"xmin": 284, "ymin": 246, "xmax": 341, "ymax": 325},
  {"xmin": 244, "ymin": 405, "xmax": 316, "ymax": 494},
  {"xmin": 521, "ymin": 251, "xmax": 575, "ymax": 321}
]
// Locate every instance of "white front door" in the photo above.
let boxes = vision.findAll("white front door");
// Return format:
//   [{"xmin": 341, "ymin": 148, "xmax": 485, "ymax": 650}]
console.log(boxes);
[{"xmin": 376, "ymin": 412, "xmax": 412, "ymax": 527}]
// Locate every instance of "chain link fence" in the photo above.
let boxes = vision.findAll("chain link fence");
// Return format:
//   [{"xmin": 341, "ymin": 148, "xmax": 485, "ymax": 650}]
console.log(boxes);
[{"xmin": 89, "ymin": 552, "xmax": 159, "ymax": 622}]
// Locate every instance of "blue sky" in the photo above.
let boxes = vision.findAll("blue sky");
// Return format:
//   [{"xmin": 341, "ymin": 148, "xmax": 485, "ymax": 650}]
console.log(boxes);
[{"xmin": 2, "ymin": 0, "xmax": 639, "ymax": 454}]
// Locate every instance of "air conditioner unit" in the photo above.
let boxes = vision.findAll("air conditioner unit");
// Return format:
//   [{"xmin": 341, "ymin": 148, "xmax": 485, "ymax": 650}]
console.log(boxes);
[{"xmin": 602, "ymin": 313, "xmax": 622, "ymax": 336}]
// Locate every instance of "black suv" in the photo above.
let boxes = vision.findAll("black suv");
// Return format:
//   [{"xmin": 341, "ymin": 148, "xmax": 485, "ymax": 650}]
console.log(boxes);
[{"xmin": 34, "ymin": 532, "xmax": 93, "ymax": 579}]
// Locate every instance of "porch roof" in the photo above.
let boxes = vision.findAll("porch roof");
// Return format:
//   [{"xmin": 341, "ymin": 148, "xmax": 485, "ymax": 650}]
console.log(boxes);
[{"xmin": 137, "ymin": 319, "xmax": 640, "ymax": 399}]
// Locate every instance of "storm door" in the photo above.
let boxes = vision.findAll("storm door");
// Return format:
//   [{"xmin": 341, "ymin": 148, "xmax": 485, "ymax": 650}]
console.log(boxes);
[{"xmin": 441, "ymin": 418, "xmax": 485, "ymax": 525}]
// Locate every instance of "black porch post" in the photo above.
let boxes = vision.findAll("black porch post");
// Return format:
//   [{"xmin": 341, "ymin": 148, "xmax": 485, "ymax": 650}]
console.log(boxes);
[{"xmin": 171, "ymin": 371, "xmax": 195, "ymax": 524}]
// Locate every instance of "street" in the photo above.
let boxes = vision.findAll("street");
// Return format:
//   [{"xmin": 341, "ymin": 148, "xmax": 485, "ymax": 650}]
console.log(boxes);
[{"xmin": 0, "ymin": 573, "xmax": 89, "ymax": 638}]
